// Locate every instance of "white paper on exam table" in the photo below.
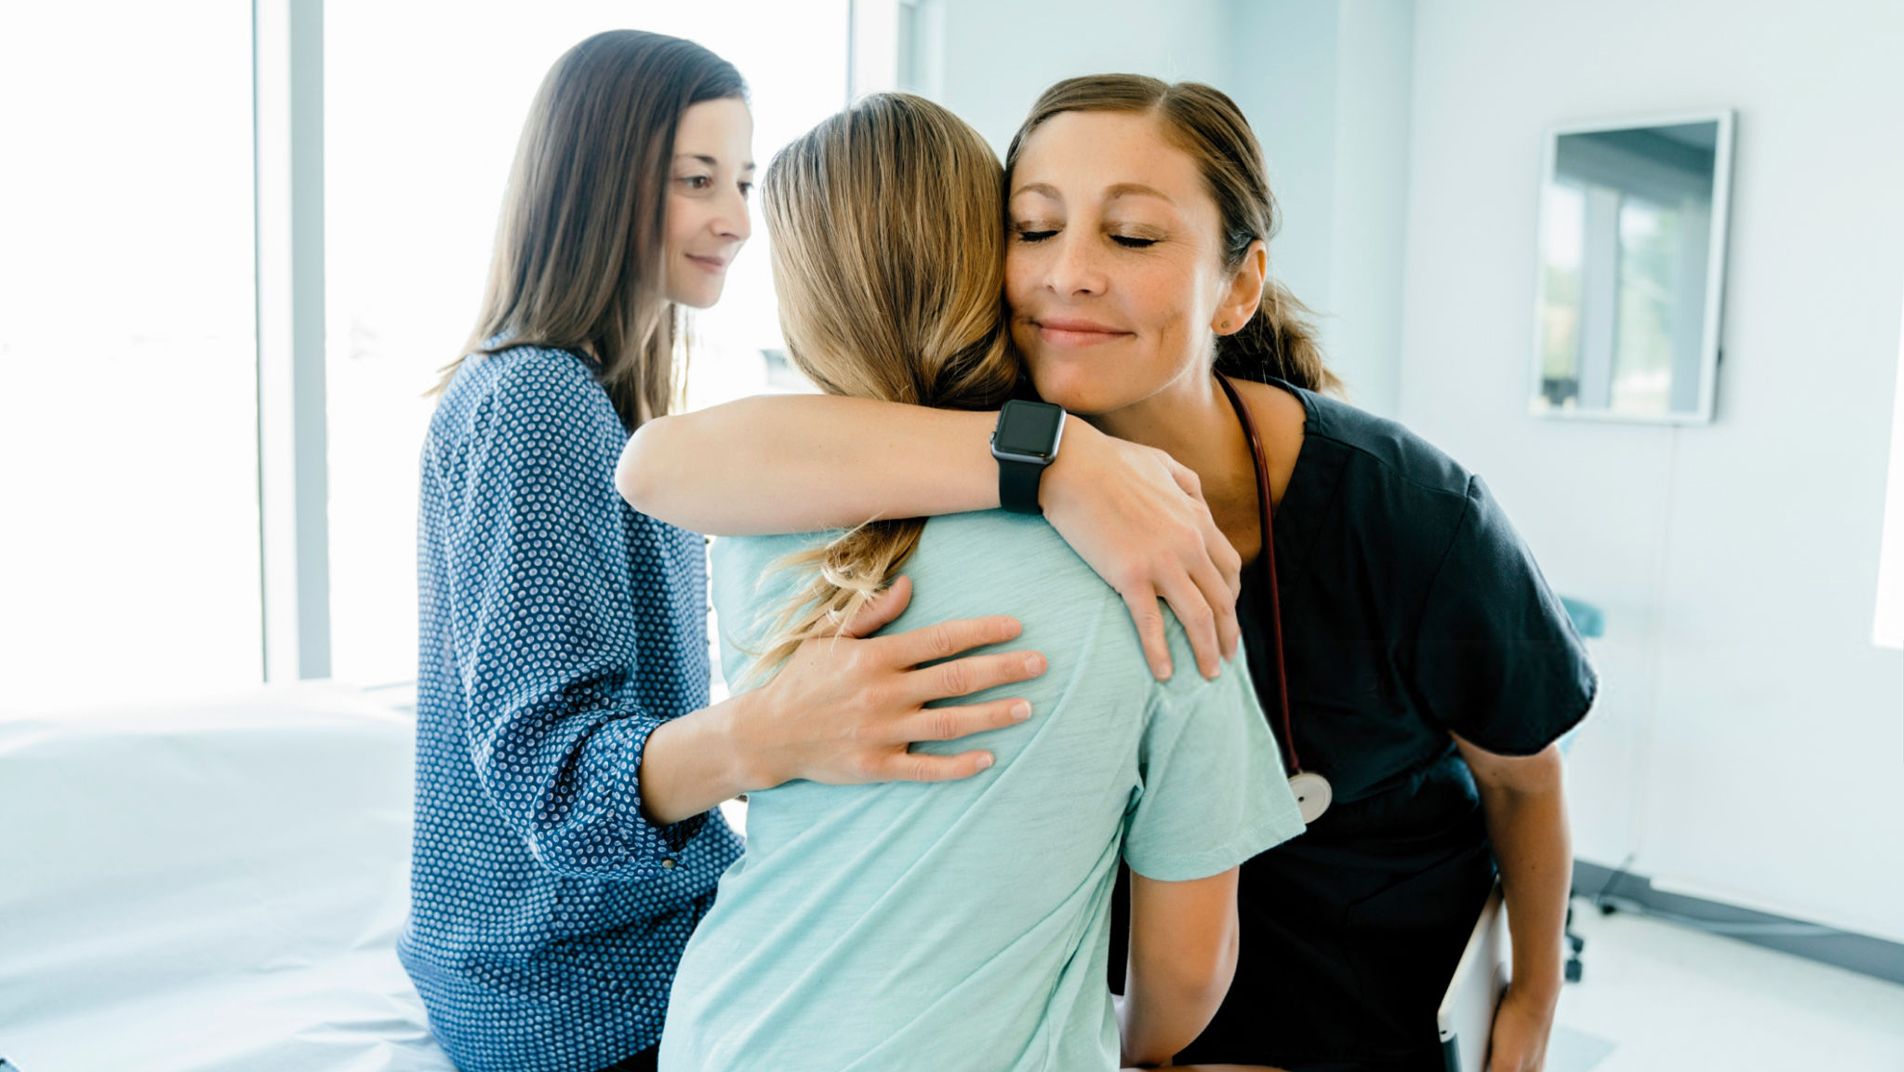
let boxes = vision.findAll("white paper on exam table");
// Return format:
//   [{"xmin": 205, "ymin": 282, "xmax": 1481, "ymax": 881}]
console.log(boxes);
[{"xmin": 0, "ymin": 682, "xmax": 455, "ymax": 1072}]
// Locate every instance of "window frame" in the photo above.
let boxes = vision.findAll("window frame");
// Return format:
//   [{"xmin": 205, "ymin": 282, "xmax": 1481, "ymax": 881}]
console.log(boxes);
[{"xmin": 253, "ymin": 0, "xmax": 334, "ymax": 682}]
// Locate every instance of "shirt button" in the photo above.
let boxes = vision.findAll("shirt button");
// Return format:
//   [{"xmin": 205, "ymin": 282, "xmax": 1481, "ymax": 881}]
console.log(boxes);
[{"xmin": 661, "ymin": 858, "xmax": 677, "ymax": 870}]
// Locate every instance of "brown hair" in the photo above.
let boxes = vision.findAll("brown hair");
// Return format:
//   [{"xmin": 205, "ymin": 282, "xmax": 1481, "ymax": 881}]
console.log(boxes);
[
  {"xmin": 1005, "ymin": 74, "xmax": 1341, "ymax": 395},
  {"xmin": 430, "ymin": 30, "xmax": 746, "ymax": 429},
  {"xmin": 753, "ymin": 92, "xmax": 1019, "ymax": 673}
]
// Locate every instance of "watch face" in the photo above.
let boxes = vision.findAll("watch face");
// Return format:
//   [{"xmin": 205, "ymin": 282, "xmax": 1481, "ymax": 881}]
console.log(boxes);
[{"xmin": 995, "ymin": 400, "xmax": 1063, "ymax": 459}]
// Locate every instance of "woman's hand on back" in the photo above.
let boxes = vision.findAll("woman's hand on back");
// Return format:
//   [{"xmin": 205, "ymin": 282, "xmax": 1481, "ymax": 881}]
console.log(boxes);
[
  {"xmin": 736, "ymin": 575, "xmax": 1047, "ymax": 789},
  {"xmin": 1041, "ymin": 418, "xmax": 1242, "ymax": 681}
]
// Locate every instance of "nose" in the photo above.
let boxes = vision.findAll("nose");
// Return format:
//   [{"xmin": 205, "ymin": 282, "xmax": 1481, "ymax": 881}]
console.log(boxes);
[
  {"xmin": 714, "ymin": 186, "xmax": 751, "ymax": 245},
  {"xmin": 1043, "ymin": 229, "xmax": 1105, "ymax": 297}
]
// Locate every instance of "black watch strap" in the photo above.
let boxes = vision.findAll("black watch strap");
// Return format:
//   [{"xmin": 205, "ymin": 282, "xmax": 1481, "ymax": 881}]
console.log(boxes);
[{"xmin": 999, "ymin": 457, "xmax": 1045, "ymax": 516}]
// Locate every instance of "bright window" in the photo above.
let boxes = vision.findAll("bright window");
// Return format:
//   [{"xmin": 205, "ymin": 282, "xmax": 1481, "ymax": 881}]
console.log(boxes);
[
  {"xmin": 0, "ymin": 3, "xmax": 262, "ymax": 710},
  {"xmin": 323, "ymin": 2, "xmax": 851, "ymax": 685}
]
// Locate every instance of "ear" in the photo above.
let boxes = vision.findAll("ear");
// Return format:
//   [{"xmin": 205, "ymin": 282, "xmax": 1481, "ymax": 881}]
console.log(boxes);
[{"xmin": 1212, "ymin": 240, "xmax": 1269, "ymax": 336}]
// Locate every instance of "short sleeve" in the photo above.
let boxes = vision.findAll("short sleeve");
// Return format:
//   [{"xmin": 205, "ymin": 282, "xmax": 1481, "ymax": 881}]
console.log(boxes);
[
  {"xmin": 1121, "ymin": 642, "xmax": 1307, "ymax": 882},
  {"xmin": 1408, "ymin": 475, "xmax": 1598, "ymax": 755}
]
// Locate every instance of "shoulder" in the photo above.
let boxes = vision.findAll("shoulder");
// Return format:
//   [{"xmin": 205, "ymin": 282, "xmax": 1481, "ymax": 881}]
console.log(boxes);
[
  {"xmin": 709, "ymin": 531, "xmax": 833, "ymax": 641},
  {"xmin": 1290, "ymin": 383, "xmax": 1473, "ymax": 501},
  {"xmin": 711, "ymin": 532, "xmax": 825, "ymax": 591},
  {"xmin": 916, "ymin": 513, "xmax": 1223, "ymax": 695},
  {"xmin": 1265, "ymin": 380, "xmax": 1503, "ymax": 605},
  {"xmin": 467, "ymin": 345, "xmax": 609, "ymax": 420},
  {"xmin": 715, "ymin": 515, "xmax": 1105, "ymax": 619},
  {"xmin": 910, "ymin": 511, "xmax": 1103, "ymax": 593},
  {"xmin": 433, "ymin": 345, "xmax": 619, "ymax": 452}
]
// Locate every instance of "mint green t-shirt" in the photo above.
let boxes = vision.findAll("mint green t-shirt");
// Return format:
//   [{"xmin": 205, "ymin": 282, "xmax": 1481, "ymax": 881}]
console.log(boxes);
[{"xmin": 659, "ymin": 511, "xmax": 1306, "ymax": 1072}]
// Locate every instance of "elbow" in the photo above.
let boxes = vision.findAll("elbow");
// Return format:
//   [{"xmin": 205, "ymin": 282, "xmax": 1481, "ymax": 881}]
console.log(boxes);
[
  {"xmin": 1125, "ymin": 935, "xmax": 1239, "ymax": 1065},
  {"xmin": 1164, "ymin": 909, "xmax": 1241, "ymax": 1008},
  {"xmin": 1170, "ymin": 935, "xmax": 1239, "ymax": 1017},
  {"xmin": 616, "ymin": 417, "xmax": 678, "ymax": 519},
  {"xmin": 525, "ymin": 830, "xmax": 583, "ymax": 877},
  {"xmin": 523, "ymin": 821, "xmax": 652, "ymax": 882},
  {"xmin": 522, "ymin": 820, "xmax": 591, "ymax": 878}
]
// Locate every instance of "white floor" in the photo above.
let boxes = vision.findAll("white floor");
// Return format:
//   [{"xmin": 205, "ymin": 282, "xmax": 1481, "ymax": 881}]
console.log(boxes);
[{"xmin": 1547, "ymin": 907, "xmax": 1904, "ymax": 1071}]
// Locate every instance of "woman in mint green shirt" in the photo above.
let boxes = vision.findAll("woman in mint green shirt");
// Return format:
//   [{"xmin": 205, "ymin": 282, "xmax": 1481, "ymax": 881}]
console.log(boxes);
[{"xmin": 656, "ymin": 94, "xmax": 1304, "ymax": 1071}]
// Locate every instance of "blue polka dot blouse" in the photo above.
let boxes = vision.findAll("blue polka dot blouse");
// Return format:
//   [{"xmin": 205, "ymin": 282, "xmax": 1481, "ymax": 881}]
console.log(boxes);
[{"xmin": 401, "ymin": 344, "xmax": 743, "ymax": 1072}]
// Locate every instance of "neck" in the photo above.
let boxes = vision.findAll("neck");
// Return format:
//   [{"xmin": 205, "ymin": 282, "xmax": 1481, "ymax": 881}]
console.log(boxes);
[{"xmin": 1091, "ymin": 366, "xmax": 1258, "ymax": 525}]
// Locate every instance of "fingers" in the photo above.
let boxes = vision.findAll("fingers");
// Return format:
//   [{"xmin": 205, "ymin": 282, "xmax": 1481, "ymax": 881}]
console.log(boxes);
[
  {"xmin": 1165, "ymin": 453, "xmax": 1204, "ymax": 500},
  {"xmin": 899, "ymin": 697, "xmax": 1033, "ymax": 742},
  {"xmin": 902, "ymin": 649, "xmax": 1046, "ymax": 706},
  {"xmin": 1189, "ymin": 506, "xmax": 1243, "ymax": 662},
  {"xmin": 1188, "ymin": 550, "xmax": 1242, "ymax": 662},
  {"xmin": 873, "ymin": 612, "xmax": 1023, "ymax": 668},
  {"xmin": 1171, "ymin": 453, "xmax": 1241, "ymax": 652},
  {"xmin": 1157, "ymin": 570, "xmax": 1223, "ymax": 680},
  {"xmin": 838, "ymin": 574, "xmax": 912, "ymax": 639},
  {"xmin": 876, "ymin": 748, "xmax": 997, "ymax": 783},
  {"xmin": 1200, "ymin": 509, "xmax": 1244, "ymax": 601},
  {"xmin": 1121, "ymin": 584, "xmax": 1173, "ymax": 681}
]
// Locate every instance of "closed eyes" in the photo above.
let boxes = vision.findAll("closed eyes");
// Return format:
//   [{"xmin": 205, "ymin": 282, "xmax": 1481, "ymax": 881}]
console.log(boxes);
[{"xmin": 1012, "ymin": 226, "xmax": 1158, "ymax": 249}]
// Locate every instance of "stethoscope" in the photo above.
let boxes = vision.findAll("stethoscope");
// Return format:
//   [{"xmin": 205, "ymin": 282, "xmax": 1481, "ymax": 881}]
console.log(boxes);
[{"xmin": 1216, "ymin": 371, "xmax": 1332, "ymax": 824}]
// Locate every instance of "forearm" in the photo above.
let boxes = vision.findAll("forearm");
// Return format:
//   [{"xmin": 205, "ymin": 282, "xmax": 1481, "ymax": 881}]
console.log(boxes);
[
  {"xmin": 621, "ymin": 392, "xmax": 1243, "ymax": 683},
  {"xmin": 636, "ymin": 691, "xmax": 768, "ymax": 826},
  {"xmin": 1478, "ymin": 775, "xmax": 1572, "ymax": 1006},
  {"xmin": 1119, "ymin": 930, "xmax": 1237, "ymax": 1065},
  {"xmin": 617, "ymin": 395, "xmax": 1001, "ymax": 534}
]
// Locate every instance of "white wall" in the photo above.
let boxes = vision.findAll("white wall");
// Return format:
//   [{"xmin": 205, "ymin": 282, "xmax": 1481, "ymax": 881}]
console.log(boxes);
[
  {"xmin": 1397, "ymin": 0, "xmax": 1904, "ymax": 940},
  {"xmin": 925, "ymin": 0, "xmax": 1230, "ymax": 154},
  {"xmin": 1227, "ymin": 0, "xmax": 1415, "ymax": 417}
]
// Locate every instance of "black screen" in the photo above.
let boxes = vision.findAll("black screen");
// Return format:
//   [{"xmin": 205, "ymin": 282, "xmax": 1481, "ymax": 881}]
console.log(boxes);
[{"xmin": 996, "ymin": 402, "xmax": 1062, "ymax": 457}]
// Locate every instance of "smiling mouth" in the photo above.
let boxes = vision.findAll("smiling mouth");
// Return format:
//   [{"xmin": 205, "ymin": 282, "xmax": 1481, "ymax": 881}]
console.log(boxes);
[
  {"xmin": 1032, "ymin": 319, "xmax": 1131, "ymax": 346},
  {"xmin": 686, "ymin": 254, "xmax": 728, "ymax": 273}
]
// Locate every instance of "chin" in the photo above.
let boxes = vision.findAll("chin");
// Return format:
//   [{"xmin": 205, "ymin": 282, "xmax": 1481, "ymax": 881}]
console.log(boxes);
[
  {"xmin": 667, "ymin": 276, "xmax": 725, "ymax": 311},
  {"xmin": 1027, "ymin": 359, "xmax": 1141, "ymax": 417}
]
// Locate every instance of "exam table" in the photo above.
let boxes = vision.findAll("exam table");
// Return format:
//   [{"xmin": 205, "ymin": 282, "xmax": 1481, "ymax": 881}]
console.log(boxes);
[{"xmin": 0, "ymin": 682, "xmax": 455, "ymax": 1072}]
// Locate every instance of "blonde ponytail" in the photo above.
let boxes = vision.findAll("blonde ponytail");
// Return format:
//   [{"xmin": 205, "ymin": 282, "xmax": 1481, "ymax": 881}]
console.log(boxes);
[{"xmin": 749, "ymin": 94, "xmax": 1019, "ymax": 676}]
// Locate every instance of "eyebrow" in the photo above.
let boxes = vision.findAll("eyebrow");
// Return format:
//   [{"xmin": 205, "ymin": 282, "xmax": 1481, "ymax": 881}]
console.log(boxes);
[
  {"xmin": 1009, "ymin": 181, "xmax": 1174, "ymax": 205},
  {"xmin": 677, "ymin": 153, "xmax": 756, "ymax": 172},
  {"xmin": 1105, "ymin": 182, "xmax": 1174, "ymax": 204}
]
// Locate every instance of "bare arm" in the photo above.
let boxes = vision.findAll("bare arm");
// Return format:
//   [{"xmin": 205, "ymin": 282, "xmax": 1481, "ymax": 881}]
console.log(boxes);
[
  {"xmin": 1454, "ymin": 737, "xmax": 1570, "ymax": 1072},
  {"xmin": 619, "ymin": 396, "xmax": 999, "ymax": 535},
  {"xmin": 1119, "ymin": 867, "xmax": 1242, "ymax": 1067},
  {"xmin": 618, "ymin": 394, "xmax": 1242, "ymax": 680}
]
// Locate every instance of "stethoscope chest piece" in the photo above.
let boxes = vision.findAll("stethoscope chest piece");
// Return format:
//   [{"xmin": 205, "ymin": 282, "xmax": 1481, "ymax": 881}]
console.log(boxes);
[{"xmin": 1288, "ymin": 770, "xmax": 1333, "ymax": 824}]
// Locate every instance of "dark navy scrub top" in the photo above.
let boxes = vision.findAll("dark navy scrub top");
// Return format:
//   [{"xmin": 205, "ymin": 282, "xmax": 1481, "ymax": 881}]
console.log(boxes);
[{"xmin": 1158, "ymin": 378, "xmax": 1598, "ymax": 1072}]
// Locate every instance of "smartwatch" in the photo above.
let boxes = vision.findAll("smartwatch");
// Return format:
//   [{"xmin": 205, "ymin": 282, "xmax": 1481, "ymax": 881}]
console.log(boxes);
[{"xmin": 990, "ymin": 399, "xmax": 1066, "ymax": 515}]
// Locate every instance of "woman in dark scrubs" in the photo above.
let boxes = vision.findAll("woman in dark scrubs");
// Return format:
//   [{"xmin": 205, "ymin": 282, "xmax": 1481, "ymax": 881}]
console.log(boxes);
[
  {"xmin": 1128, "ymin": 369, "xmax": 1596, "ymax": 1070},
  {"xmin": 619, "ymin": 77, "xmax": 1594, "ymax": 1072}
]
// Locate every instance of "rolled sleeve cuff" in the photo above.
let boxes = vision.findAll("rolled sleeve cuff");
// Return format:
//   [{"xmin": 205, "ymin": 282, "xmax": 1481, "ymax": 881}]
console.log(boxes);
[{"xmin": 621, "ymin": 712, "xmax": 710, "ymax": 858}]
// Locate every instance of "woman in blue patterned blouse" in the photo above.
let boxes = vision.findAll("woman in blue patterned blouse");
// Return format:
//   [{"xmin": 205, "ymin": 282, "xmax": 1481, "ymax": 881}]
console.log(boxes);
[{"xmin": 406, "ymin": 30, "xmax": 1244, "ymax": 1072}]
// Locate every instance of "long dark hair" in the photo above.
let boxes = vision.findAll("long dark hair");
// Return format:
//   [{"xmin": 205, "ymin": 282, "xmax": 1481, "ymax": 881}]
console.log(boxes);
[
  {"xmin": 431, "ymin": 30, "xmax": 747, "ymax": 429},
  {"xmin": 1006, "ymin": 74, "xmax": 1341, "ymax": 395}
]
